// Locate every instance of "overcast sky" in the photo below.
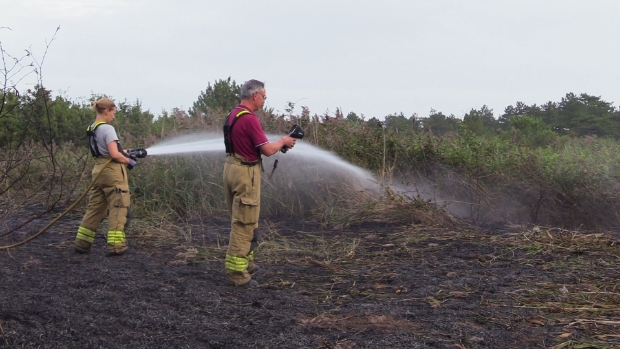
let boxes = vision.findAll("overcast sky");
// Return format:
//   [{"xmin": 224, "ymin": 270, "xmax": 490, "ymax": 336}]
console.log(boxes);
[{"xmin": 1, "ymin": 0, "xmax": 619, "ymax": 119}]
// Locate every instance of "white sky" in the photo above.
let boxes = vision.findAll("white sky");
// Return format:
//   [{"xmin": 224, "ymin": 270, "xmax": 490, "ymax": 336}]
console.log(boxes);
[{"xmin": 1, "ymin": 0, "xmax": 619, "ymax": 119}]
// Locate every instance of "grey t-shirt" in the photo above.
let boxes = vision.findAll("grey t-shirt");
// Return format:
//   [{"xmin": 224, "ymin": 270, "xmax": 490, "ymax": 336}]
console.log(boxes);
[{"xmin": 90, "ymin": 123, "xmax": 119, "ymax": 156}]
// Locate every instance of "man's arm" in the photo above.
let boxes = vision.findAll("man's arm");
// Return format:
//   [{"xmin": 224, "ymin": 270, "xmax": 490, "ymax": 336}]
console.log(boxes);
[{"xmin": 258, "ymin": 136, "xmax": 296, "ymax": 156}]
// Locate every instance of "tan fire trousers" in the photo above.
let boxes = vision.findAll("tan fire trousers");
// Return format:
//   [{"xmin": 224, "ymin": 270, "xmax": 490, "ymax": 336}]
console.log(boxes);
[
  {"xmin": 76, "ymin": 158, "xmax": 131, "ymax": 248},
  {"xmin": 223, "ymin": 155, "xmax": 261, "ymax": 285}
]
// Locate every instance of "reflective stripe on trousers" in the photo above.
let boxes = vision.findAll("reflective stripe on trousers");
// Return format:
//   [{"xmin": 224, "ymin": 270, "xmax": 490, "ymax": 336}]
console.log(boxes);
[
  {"xmin": 76, "ymin": 226, "xmax": 96, "ymax": 243},
  {"xmin": 107, "ymin": 230, "xmax": 126, "ymax": 244},
  {"xmin": 225, "ymin": 253, "xmax": 248, "ymax": 272}
]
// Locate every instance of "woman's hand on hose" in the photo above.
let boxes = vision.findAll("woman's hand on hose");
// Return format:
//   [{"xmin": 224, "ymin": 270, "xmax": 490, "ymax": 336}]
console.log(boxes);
[{"xmin": 127, "ymin": 158, "xmax": 137, "ymax": 170}]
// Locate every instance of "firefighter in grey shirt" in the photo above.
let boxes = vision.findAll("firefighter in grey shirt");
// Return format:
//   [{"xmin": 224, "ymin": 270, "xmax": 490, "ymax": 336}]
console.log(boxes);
[{"xmin": 75, "ymin": 97, "xmax": 137, "ymax": 255}]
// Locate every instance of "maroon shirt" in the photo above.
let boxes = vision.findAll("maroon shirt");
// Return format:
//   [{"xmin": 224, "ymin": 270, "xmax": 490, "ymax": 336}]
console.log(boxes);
[{"xmin": 227, "ymin": 104, "xmax": 269, "ymax": 162}]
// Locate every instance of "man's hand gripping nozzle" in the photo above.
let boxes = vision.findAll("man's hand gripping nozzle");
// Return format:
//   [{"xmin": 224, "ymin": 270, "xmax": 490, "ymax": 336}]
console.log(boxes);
[
  {"xmin": 280, "ymin": 124, "xmax": 304, "ymax": 153},
  {"xmin": 270, "ymin": 124, "xmax": 304, "ymax": 179}
]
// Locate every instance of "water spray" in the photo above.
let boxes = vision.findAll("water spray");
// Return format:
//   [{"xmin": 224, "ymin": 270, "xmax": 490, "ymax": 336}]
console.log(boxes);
[{"xmin": 141, "ymin": 126, "xmax": 374, "ymax": 185}]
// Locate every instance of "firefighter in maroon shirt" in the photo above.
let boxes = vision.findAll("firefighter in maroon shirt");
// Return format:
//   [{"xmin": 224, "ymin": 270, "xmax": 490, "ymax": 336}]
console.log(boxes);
[{"xmin": 223, "ymin": 79, "xmax": 296, "ymax": 287}]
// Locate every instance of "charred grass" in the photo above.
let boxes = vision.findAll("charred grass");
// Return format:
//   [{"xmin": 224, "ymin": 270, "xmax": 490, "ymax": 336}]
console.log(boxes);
[
  {"xmin": 1, "ymin": 199, "xmax": 619, "ymax": 348},
  {"xmin": 165, "ymin": 202, "xmax": 620, "ymax": 348}
]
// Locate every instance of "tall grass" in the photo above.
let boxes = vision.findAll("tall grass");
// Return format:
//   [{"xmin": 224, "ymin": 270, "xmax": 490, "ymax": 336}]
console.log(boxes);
[
  {"xmin": 254, "ymin": 111, "xmax": 620, "ymax": 228},
  {"xmin": 5, "ymin": 109, "xmax": 620, "ymax": 231},
  {"xmin": 128, "ymin": 151, "xmax": 384, "ymax": 226},
  {"xmin": 0, "ymin": 142, "xmax": 87, "ymax": 209}
]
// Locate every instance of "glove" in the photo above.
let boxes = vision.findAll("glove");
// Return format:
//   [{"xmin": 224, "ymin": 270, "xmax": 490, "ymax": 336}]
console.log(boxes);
[{"xmin": 127, "ymin": 158, "xmax": 137, "ymax": 170}]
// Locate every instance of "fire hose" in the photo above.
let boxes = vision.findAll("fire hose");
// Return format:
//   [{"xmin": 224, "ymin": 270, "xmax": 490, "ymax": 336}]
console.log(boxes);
[{"xmin": 0, "ymin": 149, "xmax": 147, "ymax": 250}]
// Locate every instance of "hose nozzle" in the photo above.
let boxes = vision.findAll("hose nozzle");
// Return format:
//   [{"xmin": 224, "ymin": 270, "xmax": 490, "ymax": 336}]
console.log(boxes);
[
  {"xmin": 127, "ymin": 148, "xmax": 148, "ymax": 158},
  {"xmin": 281, "ymin": 124, "xmax": 304, "ymax": 153}
]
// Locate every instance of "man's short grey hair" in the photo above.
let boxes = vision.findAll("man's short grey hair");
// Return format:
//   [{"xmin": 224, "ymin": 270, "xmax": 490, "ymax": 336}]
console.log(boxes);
[{"xmin": 241, "ymin": 79, "xmax": 265, "ymax": 100}]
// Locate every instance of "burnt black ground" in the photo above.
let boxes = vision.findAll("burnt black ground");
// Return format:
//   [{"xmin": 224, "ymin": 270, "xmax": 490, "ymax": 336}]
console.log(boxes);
[{"xmin": 1, "ymin": 212, "xmax": 619, "ymax": 349}]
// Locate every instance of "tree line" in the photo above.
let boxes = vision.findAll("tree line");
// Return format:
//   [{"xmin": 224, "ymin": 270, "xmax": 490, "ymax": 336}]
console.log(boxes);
[{"xmin": 1, "ymin": 78, "xmax": 619, "ymax": 151}]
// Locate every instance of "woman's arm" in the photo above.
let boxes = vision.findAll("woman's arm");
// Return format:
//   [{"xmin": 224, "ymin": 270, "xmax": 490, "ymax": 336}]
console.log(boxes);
[{"xmin": 107, "ymin": 141, "xmax": 131, "ymax": 164}]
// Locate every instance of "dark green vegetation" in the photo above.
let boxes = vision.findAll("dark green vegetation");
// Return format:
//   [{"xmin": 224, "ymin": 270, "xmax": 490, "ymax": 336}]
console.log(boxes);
[{"xmin": 4, "ymin": 79, "xmax": 620, "ymax": 229}]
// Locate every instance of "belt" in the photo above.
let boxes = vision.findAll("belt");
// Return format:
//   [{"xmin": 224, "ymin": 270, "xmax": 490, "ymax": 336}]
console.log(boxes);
[
  {"xmin": 227, "ymin": 154, "xmax": 260, "ymax": 167},
  {"xmin": 241, "ymin": 160, "xmax": 259, "ymax": 166}
]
